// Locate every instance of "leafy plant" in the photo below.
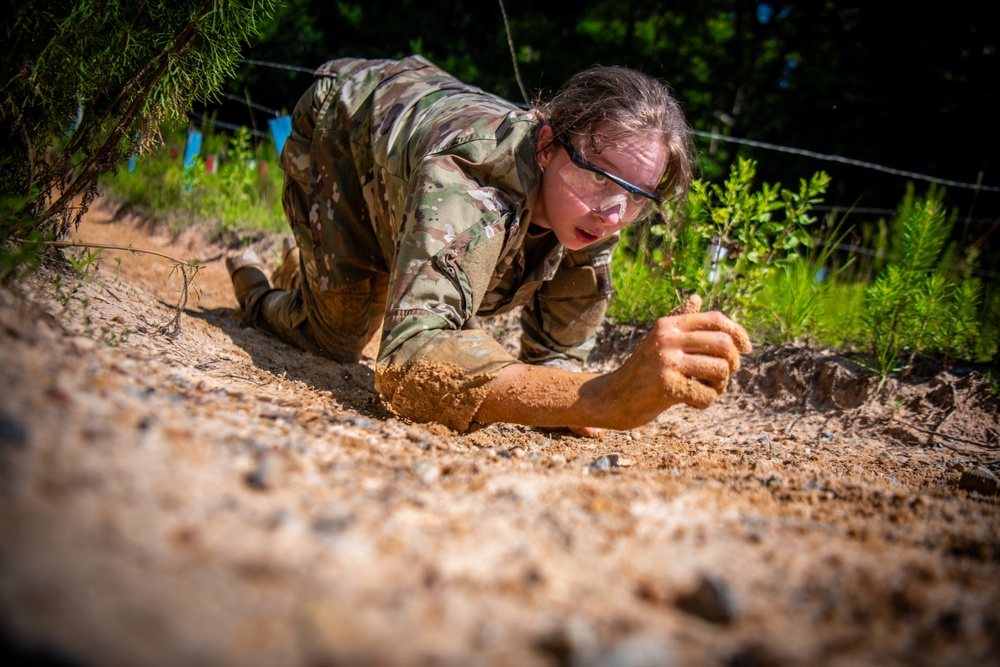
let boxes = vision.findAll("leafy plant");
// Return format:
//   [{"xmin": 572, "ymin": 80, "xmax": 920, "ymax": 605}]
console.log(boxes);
[
  {"xmin": 611, "ymin": 157, "xmax": 831, "ymax": 331},
  {"xmin": 686, "ymin": 158, "xmax": 831, "ymax": 319},
  {"xmin": 1, "ymin": 0, "xmax": 279, "ymax": 274},
  {"xmin": 861, "ymin": 192, "xmax": 989, "ymax": 383}
]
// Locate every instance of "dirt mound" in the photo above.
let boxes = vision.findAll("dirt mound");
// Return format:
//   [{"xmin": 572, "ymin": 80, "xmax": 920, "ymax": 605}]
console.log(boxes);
[{"xmin": 1, "ymin": 205, "xmax": 998, "ymax": 667}]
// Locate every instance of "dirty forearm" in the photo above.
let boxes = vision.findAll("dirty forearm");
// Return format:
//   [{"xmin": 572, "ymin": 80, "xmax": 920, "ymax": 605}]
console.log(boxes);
[{"xmin": 472, "ymin": 363, "xmax": 636, "ymax": 430}]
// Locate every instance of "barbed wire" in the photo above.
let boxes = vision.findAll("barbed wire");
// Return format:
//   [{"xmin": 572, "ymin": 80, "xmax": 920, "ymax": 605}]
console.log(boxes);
[
  {"xmin": 220, "ymin": 93, "xmax": 282, "ymax": 117},
  {"xmin": 237, "ymin": 57, "xmax": 998, "ymax": 195},
  {"xmin": 188, "ymin": 111, "xmax": 269, "ymax": 139},
  {"xmin": 244, "ymin": 58, "xmax": 315, "ymax": 74},
  {"xmin": 690, "ymin": 130, "xmax": 998, "ymax": 193},
  {"xmin": 813, "ymin": 205, "xmax": 996, "ymax": 225}
]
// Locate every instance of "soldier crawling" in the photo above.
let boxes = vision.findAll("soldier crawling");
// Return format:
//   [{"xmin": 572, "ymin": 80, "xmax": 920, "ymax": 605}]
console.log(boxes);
[{"xmin": 227, "ymin": 55, "xmax": 751, "ymax": 433}]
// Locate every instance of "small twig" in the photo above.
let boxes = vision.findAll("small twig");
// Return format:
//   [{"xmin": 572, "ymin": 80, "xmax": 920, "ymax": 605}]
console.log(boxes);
[
  {"xmin": 220, "ymin": 374, "xmax": 274, "ymax": 387},
  {"xmin": 893, "ymin": 417, "xmax": 995, "ymax": 452},
  {"xmin": 43, "ymin": 240, "xmax": 198, "ymax": 336},
  {"xmin": 932, "ymin": 409, "xmax": 956, "ymax": 439},
  {"xmin": 935, "ymin": 442, "xmax": 992, "ymax": 461}
]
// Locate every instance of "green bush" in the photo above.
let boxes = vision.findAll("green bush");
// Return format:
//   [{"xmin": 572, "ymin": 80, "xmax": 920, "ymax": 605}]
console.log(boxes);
[
  {"xmin": 610, "ymin": 159, "xmax": 996, "ymax": 371},
  {"xmin": 863, "ymin": 193, "xmax": 988, "ymax": 379},
  {"xmin": 611, "ymin": 157, "xmax": 831, "ymax": 333}
]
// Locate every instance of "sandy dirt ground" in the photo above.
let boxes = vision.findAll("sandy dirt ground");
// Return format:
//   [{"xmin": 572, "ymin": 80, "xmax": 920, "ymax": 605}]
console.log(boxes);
[{"xmin": 1, "ymin": 203, "xmax": 998, "ymax": 667}]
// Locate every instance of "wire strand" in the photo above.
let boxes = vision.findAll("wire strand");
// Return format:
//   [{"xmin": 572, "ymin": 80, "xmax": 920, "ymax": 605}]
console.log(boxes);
[
  {"xmin": 691, "ymin": 130, "xmax": 999, "ymax": 193},
  {"xmin": 238, "ymin": 57, "xmax": 997, "ymax": 195},
  {"xmin": 244, "ymin": 58, "xmax": 315, "ymax": 74},
  {"xmin": 221, "ymin": 93, "xmax": 281, "ymax": 117},
  {"xmin": 189, "ymin": 111, "xmax": 269, "ymax": 139},
  {"xmin": 498, "ymin": 0, "xmax": 530, "ymax": 106}
]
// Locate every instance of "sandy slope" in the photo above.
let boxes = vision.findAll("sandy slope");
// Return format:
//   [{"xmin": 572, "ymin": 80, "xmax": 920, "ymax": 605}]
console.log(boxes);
[{"xmin": 1, "ymin": 203, "xmax": 998, "ymax": 667}]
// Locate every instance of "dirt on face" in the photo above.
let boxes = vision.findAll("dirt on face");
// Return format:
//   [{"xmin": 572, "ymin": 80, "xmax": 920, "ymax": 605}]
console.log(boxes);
[{"xmin": 1, "ymin": 203, "xmax": 998, "ymax": 667}]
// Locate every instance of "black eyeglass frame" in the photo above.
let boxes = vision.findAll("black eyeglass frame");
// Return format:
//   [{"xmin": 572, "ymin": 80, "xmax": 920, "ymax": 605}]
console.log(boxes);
[{"xmin": 555, "ymin": 135, "xmax": 663, "ymax": 205}]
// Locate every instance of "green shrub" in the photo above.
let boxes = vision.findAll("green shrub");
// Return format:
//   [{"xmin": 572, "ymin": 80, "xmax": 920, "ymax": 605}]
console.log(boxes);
[
  {"xmin": 610, "ymin": 161, "xmax": 996, "ymax": 372},
  {"xmin": 863, "ymin": 193, "xmax": 989, "ymax": 379},
  {"xmin": 611, "ymin": 157, "xmax": 831, "ymax": 335}
]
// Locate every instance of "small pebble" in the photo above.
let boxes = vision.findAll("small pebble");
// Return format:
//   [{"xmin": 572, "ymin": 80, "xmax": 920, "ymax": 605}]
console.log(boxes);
[
  {"xmin": 585, "ymin": 454, "xmax": 619, "ymax": 473},
  {"xmin": 675, "ymin": 575, "xmax": 736, "ymax": 624},
  {"xmin": 758, "ymin": 435, "xmax": 771, "ymax": 445},
  {"xmin": 416, "ymin": 463, "xmax": 440, "ymax": 485},
  {"xmin": 510, "ymin": 446, "xmax": 525, "ymax": 459},
  {"xmin": 0, "ymin": 414, "xmax": 28, "ymax": 449},
  {"xmin": 246, "ymin": 455, "xmax": 278, "ymax": 490},
  {"xmin": 590, "ymin": 634, "xmax": 677, "ymax": 667},
  {"xmin": 536, "ymin": 617, "xmax": 598, "ymax": 665},
  {"xmin": 349, "ymin": 417, "xmax": 378, "ymax": 431},
  {"xmin": 958, "ymin": 467, "xmax": 999, "ymax": 496}
]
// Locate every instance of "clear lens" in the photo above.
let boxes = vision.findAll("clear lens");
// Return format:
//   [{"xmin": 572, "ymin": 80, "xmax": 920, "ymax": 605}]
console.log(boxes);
[{"xmin": 559, "ymin": 161, "xmax": 652, "ymax": 223}]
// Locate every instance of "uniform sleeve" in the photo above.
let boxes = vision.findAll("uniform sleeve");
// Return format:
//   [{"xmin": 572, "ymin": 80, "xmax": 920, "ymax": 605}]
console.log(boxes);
[
  {"xmin": 374, "ymin": 154, "xmax": 521, "ymax": 431},
  {"xmin": 518, "ymin": 235, "xmax": 617, "ymax": 370}
]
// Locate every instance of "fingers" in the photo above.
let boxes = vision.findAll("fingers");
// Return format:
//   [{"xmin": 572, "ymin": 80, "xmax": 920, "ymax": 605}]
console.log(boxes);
[
  {"xmin": 675, "ymin": 375, "xmax": 720, "ymax": 409},
  {"xmin": 676, "ymin": 353, "xmax": 731, "ymax": 386},
  {"xmin": 671, "ymin": 311, "xmax": 753, "ymax": 355},
  {"xmin": 668, "ymin": 293, "xmax": 703, "ymax": 316},
  {"xmin": 677, "ymin": 331, "xmax": 742, "ymax": 374},
  {"xmin": 570, "ymin": 426, "xmax": 606, "ymax": 438}
]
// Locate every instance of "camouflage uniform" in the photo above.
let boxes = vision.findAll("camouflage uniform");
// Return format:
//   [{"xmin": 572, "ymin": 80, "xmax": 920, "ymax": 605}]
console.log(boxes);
[{"xmin": 264, "ymin": 56, "xmax": 616, "ymax": 430}]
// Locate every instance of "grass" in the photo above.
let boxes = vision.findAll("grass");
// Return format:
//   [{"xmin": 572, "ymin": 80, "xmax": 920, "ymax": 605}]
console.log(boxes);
[{"xmin": 99, "ymin": 124, "xmax": 286, "ymax": 239}]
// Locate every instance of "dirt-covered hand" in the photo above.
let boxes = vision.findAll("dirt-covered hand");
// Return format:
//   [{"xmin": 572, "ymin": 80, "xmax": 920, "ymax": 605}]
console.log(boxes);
[{"xmin": 596, "ymin": 304, "xmax": 752, "ymax": 428}]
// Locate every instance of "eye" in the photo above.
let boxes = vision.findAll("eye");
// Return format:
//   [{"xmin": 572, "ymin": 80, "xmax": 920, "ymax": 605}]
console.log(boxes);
[
  {"xmin": 585, "ymin": 170, "xmax": 608, "ymax": 186},
  {"xmin": 628, "ymin": 193, "xmax": 646, "ymax": 206}
]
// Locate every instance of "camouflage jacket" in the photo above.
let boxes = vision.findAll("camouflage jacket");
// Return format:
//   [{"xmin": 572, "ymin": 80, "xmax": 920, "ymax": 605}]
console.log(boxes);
[{"xmin": 303, "ymin": 56, "xmax": 616, "ymax": 430}]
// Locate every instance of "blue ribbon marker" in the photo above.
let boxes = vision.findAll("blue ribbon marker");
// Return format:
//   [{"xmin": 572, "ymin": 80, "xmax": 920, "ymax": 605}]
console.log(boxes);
[{"xmin": 268, "ymin": 116, "xmax": 291, "ymax": 158}]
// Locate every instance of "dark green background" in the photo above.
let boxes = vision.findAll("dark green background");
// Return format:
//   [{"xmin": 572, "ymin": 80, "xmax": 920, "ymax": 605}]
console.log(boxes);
[{"xmin": 211, "ymin": 0, "xmax": 997, "ymax": 263}]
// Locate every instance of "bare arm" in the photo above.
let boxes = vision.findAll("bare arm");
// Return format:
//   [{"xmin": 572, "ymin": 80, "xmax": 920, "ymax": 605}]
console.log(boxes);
[{"xmin": 472, "ymin": 302, "xmax": 752, "ymax": 431}]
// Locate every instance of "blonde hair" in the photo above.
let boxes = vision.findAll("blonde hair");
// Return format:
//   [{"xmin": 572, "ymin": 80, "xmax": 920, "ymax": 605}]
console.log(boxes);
[{"xmin": 538, "ymin": 65, "xmax": 694, "ymax": 211}]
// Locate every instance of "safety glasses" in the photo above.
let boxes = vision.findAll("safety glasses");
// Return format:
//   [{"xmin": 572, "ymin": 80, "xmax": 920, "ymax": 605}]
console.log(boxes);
[{"xmin": 556, "ymin": 135, "xmax": 662, "ymax": 223}]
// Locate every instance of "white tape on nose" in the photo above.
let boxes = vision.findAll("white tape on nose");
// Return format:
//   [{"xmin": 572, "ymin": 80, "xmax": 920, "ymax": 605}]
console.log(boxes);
[{"xmin": 596, "ymin": 194, "xmax": 628, "ymax": 219}]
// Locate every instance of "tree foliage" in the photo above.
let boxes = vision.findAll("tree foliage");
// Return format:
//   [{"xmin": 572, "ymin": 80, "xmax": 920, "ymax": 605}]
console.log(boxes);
[
  {"xmin": 234, "ymin": 1, "xmax": 996, "ymax": 217},
  {"xmin": 1, "ymin": 0, "xmax": 279, "ymax": 253}
]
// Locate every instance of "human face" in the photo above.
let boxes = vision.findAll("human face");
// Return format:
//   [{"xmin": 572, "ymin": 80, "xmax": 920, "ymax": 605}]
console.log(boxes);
[{"xmin": 532, "ymin": 124, "xmax": 668, "ymax": 251}]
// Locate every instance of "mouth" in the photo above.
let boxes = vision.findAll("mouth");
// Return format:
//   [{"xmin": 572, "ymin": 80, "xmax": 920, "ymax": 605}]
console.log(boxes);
[{"xmin": 574, "ymin": 227, "xmax": 600, "ymax": 244}]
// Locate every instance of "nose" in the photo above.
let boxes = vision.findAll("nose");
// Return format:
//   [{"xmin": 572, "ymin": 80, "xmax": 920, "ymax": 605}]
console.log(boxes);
[
  {"xmin": 593, "ymin": 193, "xmax": 627, "ymax": 226},
  {"xmin": 593, "ymin": 207, "xmax": 621, "ymax": 227}
]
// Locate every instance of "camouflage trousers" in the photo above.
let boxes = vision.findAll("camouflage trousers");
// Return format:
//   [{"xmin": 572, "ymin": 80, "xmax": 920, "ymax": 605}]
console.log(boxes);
[{"xmin": 244, "ymin": 76, "xmax": 390, "ymax": 362}]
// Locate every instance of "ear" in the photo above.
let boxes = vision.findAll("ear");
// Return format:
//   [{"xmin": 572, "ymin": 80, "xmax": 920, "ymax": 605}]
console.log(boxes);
[{"xmin": 536, "ymin": 124, "xmax": 555, "ymax": 170}]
